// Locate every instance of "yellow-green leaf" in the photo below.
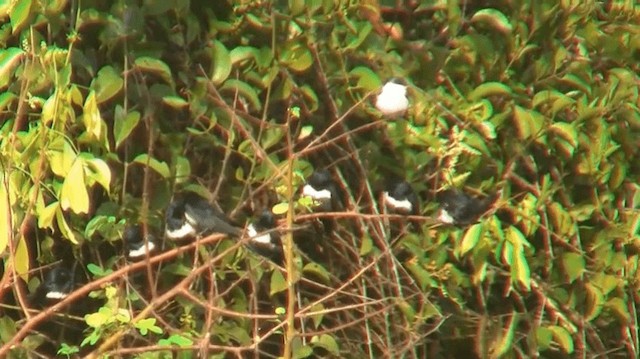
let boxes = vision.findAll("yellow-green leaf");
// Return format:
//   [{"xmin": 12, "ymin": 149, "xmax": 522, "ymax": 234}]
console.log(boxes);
[
  {"xmin": 84, "ymin": 158, "xmax": 111, "ymax": 193},
  {"xmin": 561, "ymin": 252, "xmax": 585, "ymax": 283},
  {"xmin": 113, "ymin": 106, "xmax": 141, "ymax": 149},
  {"xmin": 549, "ymin": 326, "xmax": 574, "ymax": 354},
  {"xmin": 459, "ymin": 223, "xmax": 484, "ymax": 256},
  {"xmin": 0, "ymin": 181, "xmax": 10, "ymax": 255},
  {"xmin": 14, "ymin": 235, "xmax": 29, "ymax": 281},
  {"xmin": 270, "ymin": 270, "xmax": 287, "ymax": 296},
  {"xmin": 471, "ymin": 8, "xmax": 512, "ymax": 34},
  {"xmin": 210, "ymin": 40, "xmax": 231, "ymax": 85},
  {"xmin": 83, "ymin": 90, "xmax": 102, "ymax": 140},
  {"xmin": 162, "ymin": 95, "xmax": 189, "ymax": 109},
  {"xmin": 92, "ymin": 66, "xmax": 123, "ymax": 104},
  {"xmin": 311, "ymin": 334, "xmax": 339, "ymax": 356},
  {"xmin": 467, "ymin": 82, "xmax": 513, "ymax": 102},
  {"xmin": 37, "ymin": 201, "xmax": 58, "ymax": 229},
  {"xmin": 60, "ymin": 159, "xmax": 89, "ymax": 214},
  {"xmin": 10, "ymin": 0, "xmax": 32, "ymax": 34},
  {"xmin": 0, "ymin": 48, "xmax": 25, "ymax": 89},
  {"xmin": 132, "ymin": 154, "xmax": 170, "ymax": 178},
  {"xmin": 272, "ymin": 202, "xmax": 289, "ymax": 215},
  {"xmin": 134, "ymin": 57, "xmax": 173, "ymax": 85}
]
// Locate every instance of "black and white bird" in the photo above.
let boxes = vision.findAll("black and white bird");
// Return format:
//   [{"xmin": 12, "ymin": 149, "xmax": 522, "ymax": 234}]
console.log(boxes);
[
  {"xmin": 383, "ymin": 181, "xmax": 419, "ymax": 215},
  {"xmin": 437, "ymin": 189, "xmax": 494, "ymax": 226},
  {"xmin": 165, "ymin": 192, "xmax": 241, "ymax": 240},
  {"xmin": 301, "ymin": 170, "xmax": 339, "ymax": 212},
  {"xmin": 32, "ymin": 266, "xmax": 75, "ymax": 305},
  {"xmin": 375, "ymin": 78, "xmax": 409, "ymax": 117},
  {"xmin": 246, "ymin": 210, "xmax": 283, "ymax": 264},
  {"xmin": 124, "ymin": 225, "xmax": 159, "ymax": 260}
]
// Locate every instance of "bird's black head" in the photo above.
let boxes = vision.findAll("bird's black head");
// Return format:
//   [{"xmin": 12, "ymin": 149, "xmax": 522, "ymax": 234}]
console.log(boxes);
[
  {"xmin": 40, "ymin": 266, "xmax": 75, "ymax": 302},
  {"xmin": 307, "ymin": 170, "xmax": 334, "ymax": 190},
  {"xmin": 387, "ymin": 77, "xmax": 407, "ymax": 86},
  {"xmin": 385, "ymin": 180, "xmax": 419, "ymax": 214},
  {"xmin": 438, "ymin": 189, "xmax": 488, "ymax": 225},
  {"xmin": 257, "ymin": 209, "xmax": 276, "ymax": 230},
  {"xmin": 388, "ymin": 181, "xmax": 415, "ymax": 201},
  {"xmin": 124, "ymin": 225, "xmax": 143, "ymax": 245}
]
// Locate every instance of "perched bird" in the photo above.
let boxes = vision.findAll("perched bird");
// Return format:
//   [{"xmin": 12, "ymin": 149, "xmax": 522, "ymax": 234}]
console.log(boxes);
[
  {"xmin": 375, "ymin": 78, "xmax": 409, "ymax": 117},
  {"xmin": 123, "ymin": 225, "xmax": 159, "ymax": 260},
  {"xmin": 246, "ymin": 210, "xmax": 283, "ymax": 265},
  {"xmin": 31, "ymin": 266, "xmax": 75, "ymax": 306},
  {"xmin": 437, "ymin": 189, "xmax": 494, "ymax": 226},
  {"xmin": 165, "ymin": 192, "xmax": 241, "ymax": 240},
  {"xmin": 302, "ymin": 170, "xmax": 340, "ymax": 212},
  {"xmin": 383, "ymin": 180, "xmax": 419, "ymax": 215}
]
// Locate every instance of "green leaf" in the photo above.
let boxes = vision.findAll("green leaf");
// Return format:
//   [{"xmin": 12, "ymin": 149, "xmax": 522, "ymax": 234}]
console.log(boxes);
[
  {"xmin": 270, "ymin": 270, "xmax": 287, "ymax": 296},
  {"xmin": 60, "ymin": 159, "xmax": 90, "ymax": 214},
  {"xmin": 549, "ymin": 326, "xmax": 574, "ymax": 354},
  {"xmin": 0, "ymin": 48, "xmax": 24, "ymax": 89},
  {"xmin": 83, "ymin": 90, "xmax": 103, "ymax": 140},
  {"xmin": 92, "ymin": 66, "xmax": 123, "ymax": 104},
  {"xmin": 359, "ymin": 235, "xmax": 373, "ymax": 256},
  {"xmin": 493, "ymin": 312, "xmax": 518, "ymax": 357},
  {"xmin": 302, "ymin": 263, "xmax": 330, "ymax": 284},
  {"xmin": 349, "ymin": 66, "xmax": 381, "ymax": 92},
  {"xmin": 210, "ymin": 40, "xmax": 231, "ymax": 85},
  {"xmin": 459, "ymin": 223, "xmax": 484, "ymax": 256},
  {"xmin": 0, "ymin": 92, "xmax": 17, "ymax": 111},
  {"xmin": 605, "ymin": 297, "xmax": 631, "ymax": 322},
  {"xmin": 561, "ymin": 252, "xmax": 585, "ymax": 283},
  {"xmin": 220, "ymin": 79, "xmax": 262, "ymax": 111},
  {"xmin": 229, "ymin": 46, "xmax": 258, "ymax": 66},
  {"xmin": 113, "ymin": 106, "xmax": 141, "ymax": 149},
  {"xmin": 0, "ymin": 181, "xmax": 10, "ymax": 255},
  {"xmin": 311, "ymin": 334, "xmax": 339, "ymax": 355},
  {"xmin": 84, "ymin": 158, "xmax": 111, "ymax": 193},
  {"xmin": 513, "ymin": 246, "xmax": 531, "ymax": 290},
  {"xmin": 37, "ymin": 201, "xmax": 58, "ymax": 230},
  {"xmin": 281, "ymin": 42, "xmax": 313, "ymax": 73},
  {"xmin": 159, "ymin": 334, "xmax": 194, "ymax": 347},
  {"xmin": 467, "ymin": 82, "xmax": 513, "ymax": 102},
  {"xmin": 132, "ymin": 154, "xmax": 170, "ymax": 178},
  {"xmin": 471, "ymin": 8, "xmax": 512, "ymax": 34},
  {"xmin": 162, "ymin": 95, "xmax": 189, "ymax": 109},
  {"xmin": 535, "ymin": 327, "xmax": 553, "ymax": 351},
  {"xmin": 272, "ymin": 202, "xmax": 289, "ymax": 215},
  {"xmin": 56, "ymin": 207, "xmax": 78, "ymax": 243},
  {"xmin": 549, "ymin": 122, "xmax": 578, "ymax": 148},
  {"xmin": 584, "ymin": 283, "xmax": 604, "ymax": 322},
  {"xmin": 513, "ymin": 105, "xmax": 545, "ymax": 140},
  {"xmin": 135, "ymin": 318, "xmax": 163, "ymax": 335},
  {"xmin": 134, "ymin": 57, "xmax": 173, "ymax": 85},
  {"xmin": 10, "ymin": 0, "xmax": 32, "ymax": 33},
  {"xmin": 85, "ymin": 310, "xmax": 110, "ymax": 328},
  {"xmin": 15, "ymin": 235, "xmax": 29, "ymax": 282}
]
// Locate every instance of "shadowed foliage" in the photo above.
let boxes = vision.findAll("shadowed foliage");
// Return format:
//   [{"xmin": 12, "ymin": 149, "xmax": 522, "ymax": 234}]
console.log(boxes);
[{"xmin": 0, "ymin": 1, "xmax": 639, "ymax": 358}]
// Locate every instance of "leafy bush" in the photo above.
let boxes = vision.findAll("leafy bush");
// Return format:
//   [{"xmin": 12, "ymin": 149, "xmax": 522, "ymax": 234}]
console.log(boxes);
[{"xmin": 0, "ymin": 0, "xmax": 639, "ymax": 358}]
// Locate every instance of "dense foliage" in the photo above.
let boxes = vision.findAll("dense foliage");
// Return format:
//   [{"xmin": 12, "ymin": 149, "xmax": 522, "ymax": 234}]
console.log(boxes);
[{"xmin": 1, "ymin": 0, "xmax": 639, "ymax": 358}]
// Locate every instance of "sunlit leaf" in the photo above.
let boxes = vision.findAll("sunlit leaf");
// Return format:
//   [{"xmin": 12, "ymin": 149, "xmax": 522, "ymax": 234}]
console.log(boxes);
[
  {"xmin": 134, "ymin": 57, "xmax": 173, "ymax": 85},
  {"xmin": 113, "ymin": 106, "xmax": 141, "ymax": 149},
  {"xmin": 467, "ymin": 82, "xmax": 513, "ymax": 102},
  {"xmin": 15, "ymin": 235, "xmax": 29, "ymax": 282},
  {"xmin": 0, "ymin": 181, "xmax": 10, "ymax": 255},
  {"xmin": 210, "ymin": 40, "xmax": 231, "ymax": 85},
  {"xmin": 281, "ymin": 42, "xmax": 313, "ymax": 73},
  {"xmin": 311, "ymin": 334, "xmax": 339, "ymax": 355},
  {"xmin": 0, "ymin": 48, "xmax": 25, "ymax": 89},
  {"xmin": 132, "ymin": 154, "xmax": 170, "ymax": 178},
  {"xmin": 471, "ymin": 8, "xmax": 513, "ymax": 34},
  {"xmin": 459, "ymin": 223, "xmax": 484, "ymax": 256},
  {"xmin": 84, "ymin": 158, "xmax": 112, "ymax": 193},
  {"xmin": 270, "ymin": 270, "xmax": 287, "ymax": 296},
  {"xmin": 92, "ymin": 66, "xmax": 123, "ymax": 104},
  {"xmin": 10, "ymin": 0, "xmax": 32, "ymax": 33},
  {"xmin": 561, "ymin": 252, "xmax": 585, "ymax": 283},
  {"xmin": 549, "ymin": 326, "xmax": 574, "ymax": 354},
  {"xmin": 162, "ymin": 95, "xmax": 189, "ymax": 109},
  {"xmin": 60, "ymin": 159, "xmax": 89, "ymax": 214},
  {"xmin": 83, "ymin": 90, "xmax": 102, "ymax": 140}
]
